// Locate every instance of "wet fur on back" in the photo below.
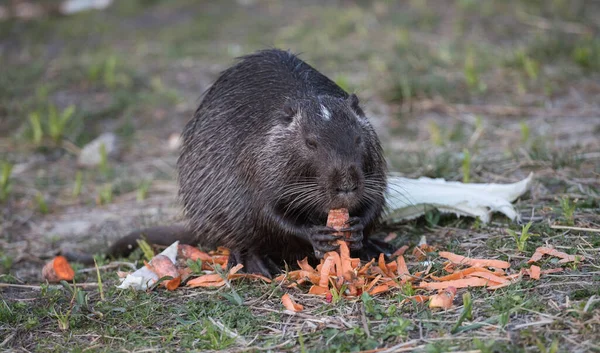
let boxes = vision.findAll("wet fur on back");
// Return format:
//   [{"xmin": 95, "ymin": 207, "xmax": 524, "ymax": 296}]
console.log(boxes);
[{"xmin": 177, "ymin": 49, "xmax": 387, "ymax": 267}]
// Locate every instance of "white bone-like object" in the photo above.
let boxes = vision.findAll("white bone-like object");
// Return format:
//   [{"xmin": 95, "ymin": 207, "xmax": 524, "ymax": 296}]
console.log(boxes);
[{"xmin": 384, "ymin": 173, "xmax": 533, "ymax": 224}]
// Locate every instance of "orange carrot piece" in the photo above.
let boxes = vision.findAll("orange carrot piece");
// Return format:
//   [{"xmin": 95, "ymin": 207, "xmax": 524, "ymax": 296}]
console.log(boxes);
[
  {"xmin": 418, "ymin": 277, "xmax": 501, "ymax": 290},
  {"xmin": 468, "ymin": 271, "xmax": 509, "ymax": 284},
  {"xmin": 378, "ymin": 253, "xmax": 392, "ymax": 277},
  {"xmin": 439, "ymin": 251, "xmax": 511, "ymax": 269},
  {"xmin": 407, "ymin": 295, "xmax": 430, "ymax": 303},
  {"xmin": 287, "ymin": 270, "xmax": 320, "ymax": 284},
  {"xmin": 145, "ymin": 255, "xmax": 181, "ymax": 290},
  {"xmin": 391, "ymin": 245, "xmax": 409, "ymax": 258},
  {"xmin": 528, "ymin": 247, "xmax": 584, "ymax": 264},
  {"xmin": 309, "ymin": 285, "xmax": 330, "ymax": 295},
  {"xmin": 396, "ymin": 255, "xmax": 410, "ymax": 278},
  {"xmin": 178, "ymin": 244, "xmax": 212, "ymax": 262},
  {"xmin": 413, "ymin": 244, "xmax": 436, "ymax": 261},
  {"xmin": 384, "ymin": 232, "xmax": 398, "ymax": 242},
  {"xmin": 282, "ymin": 293, "xmax": 304, "ymax": 312},
  {"xmin": 431, "ymin": 267, "xmax": 489, "ymax": 281},
  {"xmin": 528, "ymin": 249, "xmax": 544, "ymax": 263},
  {"xmin": 228, "ymin": 273, "xmax": 272, "ymax": 283},
  {"xmin": 333, "ymin": 242, "xmax": 353, "ymax": 281},
  {"xmin": 487, "ymin": 281, "xmax": 514, "ymax": 290},
  {"xmin": 443, "ymin": 262, "xmax": 456, "ymax": 273},
  {"xmin": 297, "ymin": 257, "xmax": 315, "ymax": 272},
  {"xmin": 227, "ymin": 264, "xmax": 244, "ymax": 276},
  {"xmin": 529, "ymin": 265, "xmax": 541, "ymax": 280},
  {"xmin": 385, "ymin": 260, "xmax": 398, "ymax": 273},
  {"xmin": 319, "ymin": 256, "xmax": 335, "ymax": 288},
  {"xmin": 327, "ymin": 208, "xmax": 350, "ymax": 231},
  {"xmin": 187, "ymin": 273, "xmax": 225, "ymax": 287},
  {"xmin": 357, "ymin": 258, "xmax": 376, "ymax": 276},
  {"xmin": 364, "ymin": 275, "xmax": 382, "ymax": 293},
  {"xmin": 42, "ymin": 256, "xmax": 75, "ymax": 282},
  {"xmin": 429, "ymin": 287, "xmax": 456, "ymax": 309},
  {"xmin": 541, "ymin": 268, "xmax": 563, "ymax": 275},
  {"xmin": 368, "ymin": 284, "xmax": 390, "ymax": 295}
]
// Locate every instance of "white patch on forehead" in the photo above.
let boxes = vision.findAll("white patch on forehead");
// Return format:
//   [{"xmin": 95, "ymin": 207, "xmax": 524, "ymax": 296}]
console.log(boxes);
[{"xmin": 320, "ymin": 104, "xmax": 331, "ymax": 121}]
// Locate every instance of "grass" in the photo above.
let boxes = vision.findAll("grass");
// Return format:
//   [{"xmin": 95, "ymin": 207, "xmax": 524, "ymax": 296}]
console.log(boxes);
[{"xmin": 1, "ymin": 0, "xmax": 599, "ymax": 352}]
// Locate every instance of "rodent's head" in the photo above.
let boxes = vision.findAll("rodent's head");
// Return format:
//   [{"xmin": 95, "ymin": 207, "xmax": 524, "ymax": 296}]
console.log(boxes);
[{"xmin": 264, "ymin": 93, "xmax": 386, "ymax": 220}]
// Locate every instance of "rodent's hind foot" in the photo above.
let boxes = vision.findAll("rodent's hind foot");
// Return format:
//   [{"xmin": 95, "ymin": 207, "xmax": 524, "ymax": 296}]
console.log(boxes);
[{"xmin": 229, "ymin": 250, "xmax": 281, "ymax": 279}]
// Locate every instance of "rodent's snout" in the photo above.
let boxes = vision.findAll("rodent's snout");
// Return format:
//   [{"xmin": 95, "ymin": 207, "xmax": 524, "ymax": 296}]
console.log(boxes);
[
  {"xmin": 335, "ymin": 185, "xmax": 358, "ymax": 194},
  {"xmin": 328, "ymin": 163, "xmax": 363, "ymax": 209}
]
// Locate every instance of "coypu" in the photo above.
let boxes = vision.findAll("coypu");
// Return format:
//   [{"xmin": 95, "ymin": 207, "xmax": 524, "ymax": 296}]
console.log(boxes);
[{"xmin": 65, "ymin": 49, "xmax": 390, "ymax": 277}]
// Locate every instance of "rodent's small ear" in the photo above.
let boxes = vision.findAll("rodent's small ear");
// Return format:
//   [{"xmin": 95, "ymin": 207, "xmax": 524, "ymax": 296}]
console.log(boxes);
[
  {"xmin": 282, "ymin": 101, "xmax": 297, "ymax": 123},
  {"xmin": 347, "ymin": 93, "xmax": 365, "ymax": 117}
]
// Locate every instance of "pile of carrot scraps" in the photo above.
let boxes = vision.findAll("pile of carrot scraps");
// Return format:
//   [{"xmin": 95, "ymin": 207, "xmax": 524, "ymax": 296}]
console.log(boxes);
[
  {"xmin": 272, "ymin": 209, "xmax": 586, "ymax": 312},
  {"xmin": 40, "ymin": 214, "xmax": 584, "ymax": 313}
]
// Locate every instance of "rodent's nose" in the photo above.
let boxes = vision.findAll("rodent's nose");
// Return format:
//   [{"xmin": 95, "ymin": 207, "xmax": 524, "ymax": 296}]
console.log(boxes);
[{"xmin": 336, "ymin": 186, "xmax": 358, "ymax": 195}]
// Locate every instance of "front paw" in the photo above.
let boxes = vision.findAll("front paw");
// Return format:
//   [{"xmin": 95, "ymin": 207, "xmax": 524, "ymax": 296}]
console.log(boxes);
[
  {"xmin": 337, "ymin": 216, "xmax": 364, "ymax": 251},
  {"xmin": 307, "ymin": 225, "xmax": 343, "ymax": 258}
]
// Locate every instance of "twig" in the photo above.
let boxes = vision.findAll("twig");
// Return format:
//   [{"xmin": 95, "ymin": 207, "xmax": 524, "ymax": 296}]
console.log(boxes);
[
  {"xmin": 549, "ymin": 224, "xmax": 600, "ymax": 233},
  {"xmin": 232, "ymin": 339, "xmax": 293, "ymax": 352},
  {"xmin": 76, "ymin": 261, "xmax": 137, "ymax": 273},
  {"xmin": 209, "ymin": 317, "xmax": 248, "ymax": 347},
  {"xmin": 380, "ymin": 340, "xmax": 421, "ymax": 353},
  {"xmin": 0, "ymin": 332, "xmax": 16, "ymax": 348},
  {"xmin": 360, "ymin": 302, "xmax": 371, "ymax": 337},
  {"xmin": 583, "ymin": 295, "xmax": 598, "ymax": 313},
  {"xmin": 512, "ymin": 319, "xmax": 554, "ymax": 330}
]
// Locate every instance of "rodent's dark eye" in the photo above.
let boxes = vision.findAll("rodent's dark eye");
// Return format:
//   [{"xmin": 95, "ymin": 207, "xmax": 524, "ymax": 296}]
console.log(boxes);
[
  {"xmin": 305, "ymin": 137, "xmax": 318, "ymax": 150},
  {"xmin": 355, "ymin": 136, "xmax": 362, "ymax": 146}
]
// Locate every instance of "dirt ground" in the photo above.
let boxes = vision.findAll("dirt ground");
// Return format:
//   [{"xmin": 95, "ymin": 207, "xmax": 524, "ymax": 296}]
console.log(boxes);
[{"xmin": 1, "ymin": 1, "xmax": 599, "ymax": 352}]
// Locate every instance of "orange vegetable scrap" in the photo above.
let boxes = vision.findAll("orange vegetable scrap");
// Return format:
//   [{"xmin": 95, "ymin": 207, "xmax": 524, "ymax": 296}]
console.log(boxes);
[
  {"xmin": 431, "ymin": 267, "xmax": 498, "ymax": 281},
  {"xmin": 412, "ymin": 243, "xmax": 436, "ymax": 261},
  {"xmin": 439, "ymin": 251, "xmax": 511, "ymax": 269},
  {"xmin": 282, "ymin": 293, "xmax": 304, "ymax": 312},
  {"xmin": 277, "ymin": 208, "xmax": 407, "ymax": 298},
  {"xmin": 178, "ymin": 244, "xmax": 213, "ymax": 262},
  {"xmin": 529, "ymin": 265, "xmax": 541, "ymax": 280},
  {"xmin": 384, "ymin": 232, "xmax": 398, "ymax": 242},
  {"xmin": 186, "ymin": 263, "xmax": 271, "ymax": 288},
  {"xmin": 419, "ymin": 277, "xmax": 502, "ymax": 290},
  {"xmin": 528, "ymin": 247, "xmax": 584, "ymax": 264},
  {"xmin": 400, "ymin": 295, "xmax": 430, "ymax": 305},
  {"xmin": 429, "ymin": 286, "xmax": 457, "ymax": 309},
  {"xmin": 391, "ymin": 245, "xmax": 409, "ymax": 258},
  {"xmin": 42, "ymin": 256, "xmax": 75, "ymax": 283},
  {"xmin": 396, "ymin": 255, "xmax": 410, "ymax": 281},
  {"xmin": 145, "ymin": 255, "xmax": 181, "ymax": 290}
]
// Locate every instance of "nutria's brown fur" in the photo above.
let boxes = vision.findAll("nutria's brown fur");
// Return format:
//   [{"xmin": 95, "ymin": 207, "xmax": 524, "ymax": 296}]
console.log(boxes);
[
  {"xmin": 65, "ymin": 49, "xmax": 389, "ymax": 276},
  {"xmin": 176, "ymin": 49, "xmax": 388, "ymax": 276}
]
